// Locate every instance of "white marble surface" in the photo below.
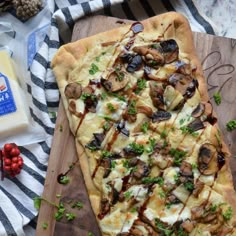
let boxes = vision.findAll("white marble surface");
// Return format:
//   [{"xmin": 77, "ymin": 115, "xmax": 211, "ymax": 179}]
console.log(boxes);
[{"xmin": 195, "ymin": 0, "xmax": 236, "ymax": 39}]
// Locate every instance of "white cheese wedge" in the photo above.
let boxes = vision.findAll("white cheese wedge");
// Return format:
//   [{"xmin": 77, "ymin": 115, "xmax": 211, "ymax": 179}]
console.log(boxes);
[{"xmin": 0, "ymin": 51, "xmax": 29, "ymax": 137}]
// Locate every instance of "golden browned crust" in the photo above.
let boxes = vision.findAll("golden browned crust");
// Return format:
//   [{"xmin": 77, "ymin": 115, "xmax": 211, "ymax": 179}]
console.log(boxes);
[{"xmin": 52, "ymin": 12, "xmax": 236, "ymax": 235}]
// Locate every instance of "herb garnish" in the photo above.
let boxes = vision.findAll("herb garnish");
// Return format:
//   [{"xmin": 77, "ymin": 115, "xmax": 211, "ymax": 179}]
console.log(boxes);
[
  {"xmin": 180, "ymin": 126, "xmax": 198, "ymax": 137},
  {"xmin": 146, "ymin": 138, "xmax": 156, "ymax": 153},
  {"xmin": 226, "ymin": 120, "xmax": 236, "ymax": 131},
  {"xmin": 155, "ymin": 218, "xmax": 173, "ymax": 236},
  {"xmin": 101, "ymin": 150, "xmax": 112, "ymax": 158},
  {"xmin": 66, "ymin": 213, "xmax": 76, "ymax": 221},
  {"xmin": 169, "ymin": 148, "xmax": 187, "ymax": 166},
  {"xmin": 124, "ymin": 191, "xmax": 132, "ymax": 199},
  {"xmin": 107, "ymin": 103, "xmax": 115, "ymax": 112},
  {"xmin": 42, "ymin": 222, "xmax": 48, "ymax": 229},
  {"xmin": 59, "ymin": 175, "xmax": 70, "ymax": 185},
  {"xmin": 223, "ymin": 207, "xmax": 233, "ymax": 221},
  {"xmin": 141, "ymin": 121, "xmax": 149, "ymax": 133},
  {"xmin": 89, "ymin": 63, "xmax": 99, "ymax": 75},
  {"xmin": 127, "ymin": 142, "xmax": 145, "ymax": 155},
  {"xmin": 71, "ymin": 201, "xmax": 83, "ymax": 209},
  {"xmin": 81, "ymin": 93, "xmax": 97, "ymax": 101},
  {"xmin": 142, "ymin": 176, "xmax": 164, "ymax": 186},
  {"xmin": 160, "ymin": 129, "xmax": 167, "ymax": 139},
  {"xmin": 183, "ymin": 181, "xmax": 194, "ymax": 191},
  {"xmin": 135, "ymin": 78, "xmax": 147, "ymax": 94},
  {"xmin": 213, "ymin": 92, "xmax": 221, "ymax": 105},
  {"xmin": 128, "ymin": 100, "xmax": 137, "ymax": 115}
]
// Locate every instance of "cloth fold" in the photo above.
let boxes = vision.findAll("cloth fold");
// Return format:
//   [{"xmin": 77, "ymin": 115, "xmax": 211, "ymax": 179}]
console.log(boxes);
[{"xmin": 0, "ymin": 0, "xmax": 218, "ymax": 235}]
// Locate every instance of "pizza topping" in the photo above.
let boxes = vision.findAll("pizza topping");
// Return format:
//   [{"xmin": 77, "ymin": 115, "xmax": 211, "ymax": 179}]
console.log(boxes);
[
  {"xmin": 131, "ymin": 22, "xmax": 144, "ymax": 34},
  {"xmin": 101, "ymin": 71, "xmax": 129, "ymax": 92},
  {"xmin": 217, "ymin": 152, "xmax": 225, "ymax": 169},
  {"xmin": 152, "ymin": 111, "xmax": 171, "ymax": 122},
  {"xmin": 64, "ymin": 82, "xmax": 82, "ymax": 99},
  {"xmin": 160, "ymin": 39, "xmax": 179, "ymax": 64},
  {"xmin": 116, "ymin": 120, "xmax": 130, "ymax": 137},
  {"xmin": 191, "ymin": 102, "xmax": 205, "ymax": 118},
  {"xmin": 192, "ymin": 179, "xmax": 204, "ymax": 197},
  {"xmin": 133, "ymin": 45, "xmax": 164, "ymax": 68},
  {"xmin": 126, "ymin": 55, "xmax": 143, "ymax": 73},
  {"xmin": 187, "ymin": 118, "xmax": 205, "ymax": 132},
  {"xmin": 149, "ymin": 81, "xmax": 165, "ymax": 110},
  {"xmin": 81, "ymin": 92, "xmax": 98, "ymax": 113},
  {"xmin": 98, "ymin": 198, "xmax": 110, "ymax": 220},
  {"xmin": 136, "ymin": 105, "xmax": 153, "ymax": 117},
  {"xmin": 85, "ymin": 133, "xmax": 105, "ymax": 151},
  {"xmin": 131, "ymin": 160, "xmax": 150, "ymax": 179},
  {"xmin": 123, "ymin": 142, "xmax": 145, "ymax": 157},
  {"xmin": 198, "ymin": 143, "xmax": 219, "ymax": 175}
]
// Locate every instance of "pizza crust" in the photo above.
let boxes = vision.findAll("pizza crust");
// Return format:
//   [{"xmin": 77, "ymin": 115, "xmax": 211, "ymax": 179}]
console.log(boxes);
[{"xmin": 52, "ymin": 12, "xmax": 236, "ymax": 235}]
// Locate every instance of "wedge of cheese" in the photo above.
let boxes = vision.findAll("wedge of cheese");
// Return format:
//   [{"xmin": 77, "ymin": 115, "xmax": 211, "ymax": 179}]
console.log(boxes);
[{"xmin": 0, "ymin": 51, "xmax": 29, "ymax": 137}]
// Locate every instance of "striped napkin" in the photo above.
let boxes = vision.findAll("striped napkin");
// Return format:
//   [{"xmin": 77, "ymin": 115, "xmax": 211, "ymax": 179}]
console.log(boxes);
[{"xmin": 0, "ymin": 0, "xmax": 218, "ymax": 235}]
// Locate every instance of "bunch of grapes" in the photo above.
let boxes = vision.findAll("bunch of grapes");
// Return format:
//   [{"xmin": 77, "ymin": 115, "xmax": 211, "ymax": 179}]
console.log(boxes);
[{"xmin": 1, "ymin": 143, "xmax": 24, "ymax": 178}]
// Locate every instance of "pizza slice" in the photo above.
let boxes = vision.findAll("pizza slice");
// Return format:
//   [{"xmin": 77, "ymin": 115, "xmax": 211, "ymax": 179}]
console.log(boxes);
[{"xmin": 52, "ymin": 12, "xmax": 236, "ymax": 235}]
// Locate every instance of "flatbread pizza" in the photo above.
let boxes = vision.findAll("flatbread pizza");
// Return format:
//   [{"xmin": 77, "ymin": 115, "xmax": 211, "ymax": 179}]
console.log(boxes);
[{"xmin": 52, "ymin": 12, "xmax": 236, "ymax": 235}]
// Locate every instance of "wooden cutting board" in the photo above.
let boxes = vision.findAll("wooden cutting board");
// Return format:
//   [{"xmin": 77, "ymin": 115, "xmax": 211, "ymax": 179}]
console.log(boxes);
[{"xmin": 36, "ymin": 15, "xmax": 236, "ymax": 236}]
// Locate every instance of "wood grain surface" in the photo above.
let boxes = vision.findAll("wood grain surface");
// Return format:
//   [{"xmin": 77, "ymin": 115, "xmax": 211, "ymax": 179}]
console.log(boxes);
[{"xmin": 36, "ymin": 15, "xmax": 236, "ymax": 236}]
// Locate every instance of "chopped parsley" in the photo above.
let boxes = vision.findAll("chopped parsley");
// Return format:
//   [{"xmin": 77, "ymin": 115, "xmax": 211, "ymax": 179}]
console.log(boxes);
[
  {"xmin": 66, "ymin": 213, "xmax": 76, "ymax": 221},
  {"xmin": 160, "ymin": 129, "xmax": 167, "ymax": 139},
  {"xmin": 103, "ymin": 122, "xmax": 110, "ymax": 131},
  {"xmin": 42, "ymin": 222, "xmax": 48, "ymax": 230},
  {"xmin": 127, "ymin": 142, "xmax": 145, "ymax": 155},
  {"xmin": 165, "ymin": 202, "xmax": 173, "ymax": 209},
  {"xmin": 210, "ymin": 204, "xmax": 217, "ymax": 212},
  {"xmin": 180, "ymin": 126, "xmax": 198, "ymax": 137},
  {"xmin": 191, "ymin": 163, "xmax": 198, "ymax": 169},
  {"xmin": 124, "ymin": 191, "xmax": 132, "ymax": 199},
  {"xmin": 117, "ymin": 71, "xmax": 125, "ymax": 81},
  {"xmin": 128, "ymin": 100, "xmax": 137, "ymax": 115},
  {"xmin": 54, "ymin": 203, "xmax": 65, "ymax": 221},
  {"xmin": 71, "ymin": 201, "xmax": 83, "ymax": 209},
  {"xmin": 81, "ymin": 93, "xmax": 97, "ymax": 101},
  {"xmin": 107, "ymin": 91, "xmax": 126, "ymax": 102},
  {"xmin": 135, "ymin": 78, "xmax": 147, "ymax": 94},
  {"xmin": 141, "ymin": 121, "xmax": 149, "ymax": 133},
  {"xmin": 151, "ymin": 44, "xmax": 158, "ymax": 49},
  {"xmin": 111, "ymin": 160, "xmax": 117, "ymax": 169},
  {"xmin": 95, "ymin": 52, "xmax": 106, "ymax": 62},
  {"xmin": 226, "ymin": 120, "xmax": 236, "ymax": 131},
  {"xmin": 59, "ymin": 175, "xmax": 70, "ymax": 185},
  {"xmin": 142, "ymin": 176, "xmax": 164, "ymax": 186},
  {"xmin": 223, "ymin": 207, "xmax": 233, "ymax": 221},
  {"xmin": 155, "ymin": 218, "xmax": 173, "ymax": 236},
  {"xmin": 122, "ymin": 160, "xmax": 130, "ymax": 169},
  {"xmin": 179, "ymin": 118, "xmax": 185, "ymax": 125},
  {"xmin": 101, "ymin": 92, "xmax": 107, "ymax": 100},
  {"xmin": 183, "ymin": 181, "xmax": 194, "ymax": 192},
  {"xmin": 107, "ymin": 103, "xmax": 115, "ymax": 112},
  {"xmin": 146, "ymin": 138, "xmax": 156, "ymax": 153},
  {"xmin": 169, "ymin": 148, "xmax": 187, "ymax": 166},
  {"xmin": 89, "ymin": 63, "xmax": 99, "ymax": 75},
  {"xmin": 101, "ymin": 150, "xmax": 112, "ymax": 158},
  {"xmin": 158, "ymin": 190, "xmax": 166, "ymax": 199},
  {"xmin": 174, "ymin": 173, "xmax": 180, "ymax": 184},
  {"xmin": 213, "ymin": 91, "xmax": 221, "ymax": 105},
  {"xmin": 88, "ymin": 232, "xmax": 94, "ymax": 236}
]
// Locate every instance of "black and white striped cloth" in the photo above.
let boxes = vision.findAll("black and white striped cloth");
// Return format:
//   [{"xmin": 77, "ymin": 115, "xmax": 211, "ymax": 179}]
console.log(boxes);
[{"xmin": 0, "ymin": 0, "xmax": 218, "ymax": 235}]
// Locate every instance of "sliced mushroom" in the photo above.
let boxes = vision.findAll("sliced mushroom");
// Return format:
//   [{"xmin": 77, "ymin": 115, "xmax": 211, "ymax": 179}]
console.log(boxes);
[
  {"xmin": 101, "ymin": 158, "xmax": 112, "ymax": 178},
  {"xmin": 160, "ymin": 39, "xmax": 179, "ymax": 63},
  {"xmin": 187, "ymin": 118, "xmax": 205, "ymax": 132},
  {"xmin": 192, "ymin": 179, "xmax": 204, "ymax": 197},
  {"xmin": 185, "ymin": 79, "xmax": 199, "ymax": 98},
  {"xmin": 181, "ymin": 220, "xmax": 194, "ymax": 233},
  {"xmin": 191, "ymin": 201, "xmax": 207, "ymax": 220},
  {"xmin": 136, "ymin": 105, "xmax": 153, "ymax": 117},
  {"xmin": 82, "ymin": 85, "xmax": 94, "ymax": 94},
  {"xmin": 152, "ymin": 111, "xmax": 171, "ymax": 122},
  {"xmin": 191, "ymin": 103, "xmax": 205, "ymax": 118},
  {"xmin": 149, "ymin": 81, "xmax": 165, "ymax": 110},
  {"xmin": 64, "ymin": 82, "xmax": 82, "ymax": 99},
  {"xmin": 133, "ymin": 45, "xmax": 164, "ymax": 68},
  {"xmin": 132, "ymin": 160, "xmax": 150, "ymax": 179},
  {"xmin": 144, "ymin": 65, "xmax": 167, "ymax": 82},
  {"xmin": 131, "ymin": 220, "xmax": 158, "ymax": 236},
  {"xmin": 82, "ymin": 93, "xmax": 98, "ymax": 113},
  {"xmin": 166, "ymin": 194, "xmax": 181, "ymax": 205},
  {"xmin": 126, "ymin": 55, "xmax": 143, "ymax": 73},
  {"xmin": 68, "ymin": 100, "xmax": 82, "ymax": 117},
  {"xmin": 98, "ymin": 198, "xmax": 110, "ymax": 219},
  {"xmin": 101, "ymin": 72, "xmax": 129, "ymax": 92},
  {"xmin": 180, "ymin": 161, "xmax": 193, "ymax": 177},
  {"xmin": 109, "ymin": 186, "xmax": 119, "ymax": 205},
  {"xmin": 116, "ymin": 120, "xmax": 130, "ymax": 137},
  {"xmin": 198, "ymin": 143, "xmax": 219, "ymax": 175},
  {"xmin": 85, "ymin": 132, "xmax": 105, "ymax": 151},
  {"xmin": 176, "ymin": 61, "xmax": 192, "ymax": 75}
]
